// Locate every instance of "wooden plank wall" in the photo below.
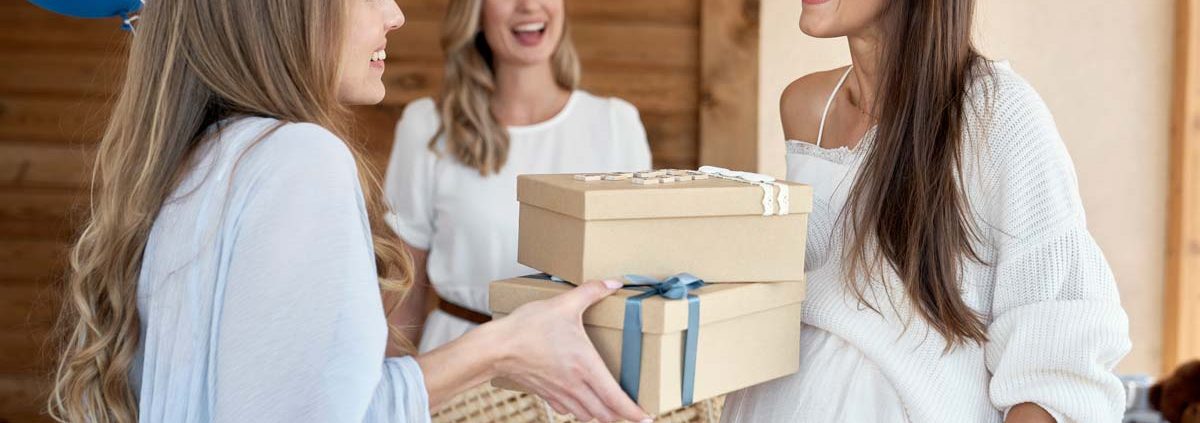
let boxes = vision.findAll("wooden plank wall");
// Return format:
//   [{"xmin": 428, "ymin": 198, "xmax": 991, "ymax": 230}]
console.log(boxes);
[
  {"xmin": 1165, "ymin": 0, "xmax": 1200, "ymax": 375},
  {"xmin": 699, "ymin": 0, "xmax": 759, "ymax": 172},
  {"xmin": 0, "ymin": 1, "xmax": 702, "ymax": 421},
  {"xmin": 0, "ymin": 3, "xmax": 121, "ymax": 422}
]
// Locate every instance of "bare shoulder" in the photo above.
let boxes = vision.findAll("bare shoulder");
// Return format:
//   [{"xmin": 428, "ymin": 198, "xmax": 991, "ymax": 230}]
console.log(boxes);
[{"xmin": 780, "ymin": 66, "xmax": 851, "ymax": 143}]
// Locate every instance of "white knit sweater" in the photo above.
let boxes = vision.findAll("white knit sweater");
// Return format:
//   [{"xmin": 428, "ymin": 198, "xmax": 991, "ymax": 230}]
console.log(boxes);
[{"xmin": 722, "ymin": 63, "xmax": 1131, "ymax": 422}]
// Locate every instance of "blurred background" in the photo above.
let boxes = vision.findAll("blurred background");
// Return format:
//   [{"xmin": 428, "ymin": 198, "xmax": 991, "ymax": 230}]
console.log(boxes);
[{"xmin": 1, "ymin": 0, "xmax": 1196, "ymax": 421}]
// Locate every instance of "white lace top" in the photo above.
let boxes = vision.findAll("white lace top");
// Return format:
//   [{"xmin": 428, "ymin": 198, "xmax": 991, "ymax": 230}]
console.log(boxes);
[{"xmin": 721, "ymin": 62, "xmax": 1131, "ymax": 423}]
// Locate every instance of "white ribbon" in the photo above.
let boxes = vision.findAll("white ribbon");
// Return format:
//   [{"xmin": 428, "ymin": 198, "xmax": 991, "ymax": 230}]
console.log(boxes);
[
  {"xmin": 698, "ymin": 165, "xmax": 775, "ymax": 183},
  {"xmin": 774, "ymin": 181, "xmax": 790, "ymax": 216},
  {"xmin": 698, "ymin": 166, "xmax": 791, "ymax": 216}
]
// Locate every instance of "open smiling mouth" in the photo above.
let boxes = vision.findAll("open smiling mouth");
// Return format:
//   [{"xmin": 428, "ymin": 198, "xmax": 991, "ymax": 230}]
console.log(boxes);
[
  {"xmin": 512, "ymin": 21, "xmax": 546, "ymax": 46},
  {"xmin": 370, "ymin": 49, "xmax": 386, "ymax": 67}
]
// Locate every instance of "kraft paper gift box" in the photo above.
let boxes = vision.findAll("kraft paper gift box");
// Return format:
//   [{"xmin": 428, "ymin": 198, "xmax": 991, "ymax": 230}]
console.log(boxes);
[
  {"xmin": 489, "ymin": 274, "xmax": 806, "ymax": 415},
  {"xmin": 516, "ymin": 168, "xmax": 813, "ymax": 284}
]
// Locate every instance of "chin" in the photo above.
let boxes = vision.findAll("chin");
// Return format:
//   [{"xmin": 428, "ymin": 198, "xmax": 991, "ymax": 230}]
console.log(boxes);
[
  {"xmin": 362, "ymin": 91, "xmax": 386, "ymax": 105},
  {"xmin": 501, "ymin": 52, "xmax": 553, "ymax": 68},
  {"xmin": 357, "ymin": 81, "xmax": 389, "ymax": 105},
  {"xmin": 340, "ymin": 90, "xmax": 386, "ymax": 106},
  {"xmin": 799, "ymin": 19, "xmax": 846, "ymax": 39}
]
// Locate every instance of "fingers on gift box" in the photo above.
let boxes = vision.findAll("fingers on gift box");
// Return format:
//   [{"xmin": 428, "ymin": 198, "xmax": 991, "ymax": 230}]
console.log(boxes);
[
  {"xmin": 490, "ymin": 274, "xmax": 806, "ymax": 415},
  {"xmin": 493, "ymin": 168, "xmax": 814, "ymax": 414}
]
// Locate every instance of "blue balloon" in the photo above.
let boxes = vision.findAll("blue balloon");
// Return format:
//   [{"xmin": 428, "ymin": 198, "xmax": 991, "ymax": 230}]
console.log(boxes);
[{"xmin": 27, "ymin": 0, "xmax": 142, "ymax": 19}]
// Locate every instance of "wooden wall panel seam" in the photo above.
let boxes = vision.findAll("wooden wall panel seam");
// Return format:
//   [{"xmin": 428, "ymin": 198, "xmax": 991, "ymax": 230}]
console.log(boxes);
[{"xmin": 1164, "ymin": 0, "xmax": 1200, "ymax": 375}]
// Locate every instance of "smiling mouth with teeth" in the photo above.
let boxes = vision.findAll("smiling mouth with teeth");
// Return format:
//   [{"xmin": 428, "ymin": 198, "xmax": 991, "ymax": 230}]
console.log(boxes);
[
  {"xmin": 370, "ymin": 50, "xmax": 387, "ymax": 63},
  {"xmin": 513, "ymin": 22, "xmax": 546, "ymax": 33},
  {"xmin": 512, "ymin": 22, "xmax": 547, "ymax": 45}
]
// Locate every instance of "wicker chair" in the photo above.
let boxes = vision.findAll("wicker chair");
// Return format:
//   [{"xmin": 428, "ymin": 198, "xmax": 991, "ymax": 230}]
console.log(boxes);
[{"xmin": 432, "ymin": 383, "xmax": 724, "ymax": 423}]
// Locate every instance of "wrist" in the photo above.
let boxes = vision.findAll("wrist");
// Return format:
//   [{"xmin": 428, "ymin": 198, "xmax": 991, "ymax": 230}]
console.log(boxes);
[
  {"xmin": 467, "ymin": 319, "xmax": 513, "ymax": 381},
  {"xmin": 414, "ymin": 318, "xmax": 512, "ymax": 408},
  {"xmin": 1005, "ymin": 402, "xmax": 1056, "ymax": 423}
]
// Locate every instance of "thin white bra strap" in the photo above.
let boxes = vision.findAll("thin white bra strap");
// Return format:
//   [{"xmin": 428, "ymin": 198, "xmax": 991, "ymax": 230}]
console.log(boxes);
[{"xmin": 816, "ymin": 65, "xmax": 854, "ymax": 148}]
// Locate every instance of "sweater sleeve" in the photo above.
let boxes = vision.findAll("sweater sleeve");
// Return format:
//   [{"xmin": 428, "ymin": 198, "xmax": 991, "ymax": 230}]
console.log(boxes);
[
  {"xmin": 384, "ymin": 98, "xmax": 440, "ymax": 250},
  {"xmin": 212, "ymin": 123, "xmax": 431, "ymax": 423},
  {"xmin": 609, "ymin": 97, "xmax": 653, "ymax": 170},
  {"xmin": 978, "ymin": 71, "xmax": 1132, "ymax": 423}
]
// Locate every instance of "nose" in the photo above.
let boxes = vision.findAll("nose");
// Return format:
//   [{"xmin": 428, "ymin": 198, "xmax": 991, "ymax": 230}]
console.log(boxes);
[
  {"xmin": 515, "ymin": 0, "xmax": 537, "ymax": 13},
  {"xmin": 386, "ymin": 0, "xmax": 405, "ymax": 31}
]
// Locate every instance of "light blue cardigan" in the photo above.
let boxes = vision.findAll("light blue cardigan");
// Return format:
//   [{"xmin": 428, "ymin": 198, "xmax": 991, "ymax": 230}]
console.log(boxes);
[{"xmin": 130, "ymin": 117, "xmax": 430, "ymax": 422}]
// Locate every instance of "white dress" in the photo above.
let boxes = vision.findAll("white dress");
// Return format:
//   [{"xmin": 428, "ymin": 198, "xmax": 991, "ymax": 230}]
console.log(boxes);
[
  {"xmin": 384, "ymin": 90, "xmax": 652, "ymax": 352},
  {"xmin": 132, "ymin": 118, "xmax": 430, "ymax": 422},
  {"xmin": 721, "ymin": 62, "xmax": 1130, "ymax": 423}
]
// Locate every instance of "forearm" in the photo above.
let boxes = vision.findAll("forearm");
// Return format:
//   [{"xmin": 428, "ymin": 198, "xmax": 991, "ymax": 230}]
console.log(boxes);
[
  {"xmin": 413, "ymin": 279, "xmax": 649, "ymax": 422},
  {"xmin": 1005, "ymin": 403, "xmax": 1055, "ymax": 423},
  {"xmin": 384, "ymin": 248, "xmax": 431, "ymax": 356},
  {"xmin": 413, "ymin": 320, "xmax": 508, "ymax": 409},
  {"xmin": 384, "ymin": 285, "xmax": 428, "ymax": 355}
]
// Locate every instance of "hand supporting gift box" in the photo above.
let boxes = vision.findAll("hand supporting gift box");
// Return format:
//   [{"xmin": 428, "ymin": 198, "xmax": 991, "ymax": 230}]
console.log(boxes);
[
  {"xmin": 492, "ymin": 167, "xmax": 813, "ymax": 415},
  {"xmin": 520, "ymin": 272, "xmax": 707, "ymax": 407},
  {"xmin": 491, "ymin": 273, "xmax": 806, "ymax": 415}
]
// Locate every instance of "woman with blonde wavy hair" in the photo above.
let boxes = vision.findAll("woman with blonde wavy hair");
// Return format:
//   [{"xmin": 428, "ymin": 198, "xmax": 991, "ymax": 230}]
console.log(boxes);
[
  {"xmin": 48, "ymin": 0, "xmax": 652, "ymax": 422},
  {"xmin": 384, "ymin": 0, "xmax": 652, "ymax": 414},
  {"xmin": 384, "ymin": 0, "xmax": 650, "ymax": 358}
]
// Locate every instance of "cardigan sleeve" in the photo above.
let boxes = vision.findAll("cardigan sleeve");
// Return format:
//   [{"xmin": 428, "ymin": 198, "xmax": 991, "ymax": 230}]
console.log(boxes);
[
  {"xmin": 212, "ymin": 122, "xmax": 431, "ymax": 423},
  {"xmin": 977, "ymin": 69, "xmax": 1132, "ymax": 423},
  {"xmin": 608, "ymin": 97, "xmax": 652, "ymax": 170}
]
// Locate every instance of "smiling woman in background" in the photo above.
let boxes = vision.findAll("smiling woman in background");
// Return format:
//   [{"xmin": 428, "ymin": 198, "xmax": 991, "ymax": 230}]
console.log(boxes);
[
  {"xmin": 384, "ymin": 1, "xmax": 651, "ymax": 417},
  {"xmin": 384, "ymin": 0, "xmax": 650, "ymax": 375},
  {"xmin": 46, "ymin": 0, "xmax": 652, "ymax": 422}
]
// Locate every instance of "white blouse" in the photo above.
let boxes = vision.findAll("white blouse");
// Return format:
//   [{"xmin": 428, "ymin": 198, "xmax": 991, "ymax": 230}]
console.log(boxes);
[
  {"xmin": 132, "ymin": 118, "xmax": 430, "ymax": 422},
  {"xmin": 384, "ymin": 91, "xmax": 652, "ymax": 352}
]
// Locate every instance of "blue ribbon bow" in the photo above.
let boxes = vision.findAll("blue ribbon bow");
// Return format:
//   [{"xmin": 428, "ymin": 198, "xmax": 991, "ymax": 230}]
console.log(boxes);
[
  {"xmin": 526, "ymin": 273, "xmax": 705, "ymax": 407},
  {"xmin": 619, "ymin": 273, "xmax": 705, "ymax": 406}
]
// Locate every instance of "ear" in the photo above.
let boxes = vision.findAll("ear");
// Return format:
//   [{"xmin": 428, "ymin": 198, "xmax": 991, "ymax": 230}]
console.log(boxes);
[{"xmin": 1149, "ymin": 383, "xmax": 1163, "ymax": 410}]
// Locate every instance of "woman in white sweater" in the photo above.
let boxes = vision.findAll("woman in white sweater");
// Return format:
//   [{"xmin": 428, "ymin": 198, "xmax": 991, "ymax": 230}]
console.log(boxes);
[
  {"xmin": 721, "ymin": 1, "xmax": 1130, "ymax": 423},
  {"xmin": 48, "ymin": 1, "xmax": 650, "ymax": 422}
]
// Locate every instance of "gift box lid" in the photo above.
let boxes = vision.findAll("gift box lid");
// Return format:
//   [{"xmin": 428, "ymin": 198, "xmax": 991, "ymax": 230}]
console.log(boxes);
[
  {"xmin": 516, "ymin": 173, "xmax": 813, "ymax": 220},
  {"xmin": 489, "ymin": 276, "xmax": 806, "ymax": 334}
]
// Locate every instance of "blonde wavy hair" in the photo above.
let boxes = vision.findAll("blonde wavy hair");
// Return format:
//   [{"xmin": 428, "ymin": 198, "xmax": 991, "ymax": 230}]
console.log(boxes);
[
  {"xmin": 48, "ymin": 1, "xmax": 413, "ymax": 422},
  {"xmin": 434, "ymin": 0, "xmax": 580, "ymax": 175}
]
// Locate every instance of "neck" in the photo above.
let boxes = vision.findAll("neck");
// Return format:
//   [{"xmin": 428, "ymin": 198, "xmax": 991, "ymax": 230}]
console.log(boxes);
[
  {"xmin": 491, "ymin": 61, "xmax": 570, "ymax": 126},
  {"xmin": 845, "ymin": 25, "xmax": 884, "ymax": 116}
]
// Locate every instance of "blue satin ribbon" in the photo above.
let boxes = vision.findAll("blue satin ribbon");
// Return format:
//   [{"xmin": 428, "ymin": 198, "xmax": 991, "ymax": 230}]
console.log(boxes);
[{"xmin": 525, "ymin": 273, "xmax": 705, "ymax": 407}]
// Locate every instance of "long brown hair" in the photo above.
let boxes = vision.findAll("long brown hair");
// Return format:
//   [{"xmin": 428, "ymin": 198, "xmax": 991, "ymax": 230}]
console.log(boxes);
[
  {"xmin": 434, "ymin": 0, "xmax": 580, "ymax": 175},
  {"xmin": 49, "ymin": 1, "xmax": 413, "ymax": 421},
  {"xmin": 844, "ymin": 0, "xmax": 989, "ymax": 348}
]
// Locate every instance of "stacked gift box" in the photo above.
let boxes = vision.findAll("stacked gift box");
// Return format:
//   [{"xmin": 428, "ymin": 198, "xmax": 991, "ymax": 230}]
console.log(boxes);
[{"xmin": 490, "ymin": 167, "xmax": 812, "ymax": 415}]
